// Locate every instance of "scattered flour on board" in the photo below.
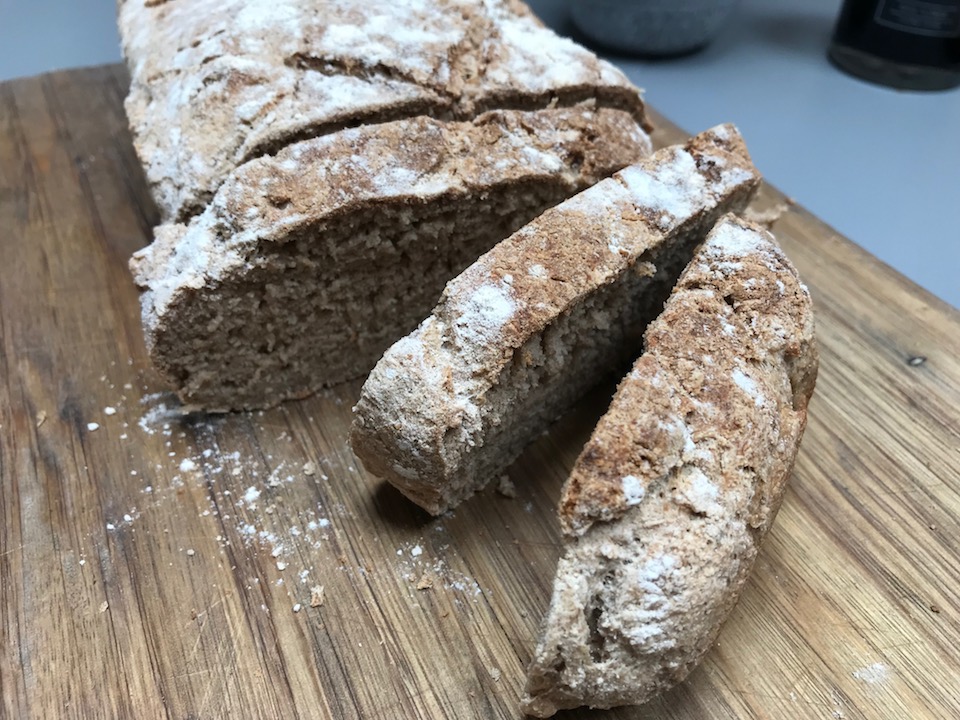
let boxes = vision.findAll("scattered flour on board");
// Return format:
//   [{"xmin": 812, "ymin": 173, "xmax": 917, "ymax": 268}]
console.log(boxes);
[
  {"xmin": 392, "ymin": 539, "xmax": 485, "ymax": 600},
  {"xmin": 852, "ymin": 662, "xmax": 889, "ymax": 684},
  {"xmin": 92, "ymin": 378, "xmax": 487, "ymax": 614},
  {"xmin": 243, "ymin": 486, "xmax": 262, "ymax": 506},
  {"xmin": 137, "ymin": 392, "xmax": 184, "ymax": 434}
]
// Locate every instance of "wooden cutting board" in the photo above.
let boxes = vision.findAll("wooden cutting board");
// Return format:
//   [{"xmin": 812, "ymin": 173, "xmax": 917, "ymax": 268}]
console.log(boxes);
[{"xmin": 2, "ymin": 65, "xmax": 958, "ymax": 720}]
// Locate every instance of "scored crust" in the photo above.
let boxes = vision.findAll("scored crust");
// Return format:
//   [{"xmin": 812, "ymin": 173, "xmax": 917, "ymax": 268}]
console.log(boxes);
[
  {"xmin": 119, "ymin": 0, "xmax": 648, "ymax": 221},
  {"xmin": 130, "ymin": 105, "xmax": 651, "ymax": 411},
  {"xmin": 520, "ymin": 215, "xmax": 819, "ymax": 716},
  {"xmin": 350, "ymin": 125, "xmax": 762, "ymax": 515}
]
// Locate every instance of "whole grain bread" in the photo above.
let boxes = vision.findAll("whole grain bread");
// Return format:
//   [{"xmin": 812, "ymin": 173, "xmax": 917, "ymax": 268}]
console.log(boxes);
[
  {"xmin": 119, "ymin": 0, "xmax": 648, "ymax": 222},
  {"xmin": 350, "ymin": 125, "xmax": 761, "ymax": 515},
  {"xmin": 520, "ymin": 214, "xmax": 819, "ymax": 716},
  {"xmin": 130, "ymin": 105, "xmax": 650, "ymax": 411}
]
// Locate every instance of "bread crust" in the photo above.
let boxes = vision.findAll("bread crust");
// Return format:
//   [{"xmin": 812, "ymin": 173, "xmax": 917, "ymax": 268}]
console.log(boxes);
[
  {"xmin": 119, "ymin": 0, "xmax": 649, "ymax": 222},
  {"xmin": 130, "ymin": 106, "xmax": 651, "ymax": 410},
  {"xmin": 351, "ymin": 125, "xmax": 762, "ymax": 514},
  {"xmin": 520, "ymin": 214, "xmax": 818, "ymax": 716}
]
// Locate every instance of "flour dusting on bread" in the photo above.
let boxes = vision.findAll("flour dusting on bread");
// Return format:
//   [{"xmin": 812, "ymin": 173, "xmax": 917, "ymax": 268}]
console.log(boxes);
[
  {"xmin": 454, "ymin": 282, "xmax": 516, "ymax": 346},
  {"xmin": 120, "ymin": 0, "xmax": 649, "ymax": 222}
]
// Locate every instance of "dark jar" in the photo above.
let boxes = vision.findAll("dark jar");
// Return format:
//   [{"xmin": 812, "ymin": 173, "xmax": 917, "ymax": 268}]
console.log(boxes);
[{"xmin": 829, "ymin": 0, "xmax": 960, "ymax": 90}]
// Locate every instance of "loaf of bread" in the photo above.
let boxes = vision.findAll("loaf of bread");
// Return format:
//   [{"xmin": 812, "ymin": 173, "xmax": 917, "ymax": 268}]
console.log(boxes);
[
  {"xmin": 350, "ymin": 125, "xmax": 761, "ymax": 514},
  {"xmin": 121, "ymin": 0, "xmax": 654, "ymax": 410},
  {"xmin": 119, "ymin": 0, "xmax": 648, "ymax": 222},
  {"xmin": 521, "ymin": 214, "xmax": 819, "ymax": 716},
  {"xmin": 130, "ymin": 106, "xmax": 649, "ymax": 410}
]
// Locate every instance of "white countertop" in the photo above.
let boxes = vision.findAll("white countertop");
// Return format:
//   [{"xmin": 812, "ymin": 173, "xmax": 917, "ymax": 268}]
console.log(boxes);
[{"xmin": 2, "ymin": 0, "xmax": 957, "ymax": 309}]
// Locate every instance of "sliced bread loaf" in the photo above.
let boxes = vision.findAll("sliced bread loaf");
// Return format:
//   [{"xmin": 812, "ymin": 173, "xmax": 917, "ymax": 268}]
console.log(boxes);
[
  {"xmin": 521, "ymin": 214, "xmax": 818, "ymax": 716},
  {"xmin": 350, "ymin": 125, "xmax": 761, "ymax": 515},
  {"xmin": 119, "ymin": 0, "xmax": 648, "ymax": 222},
  {"xmin": 130, "ymin": 105, "xmax": 649, "ymax": 410}
]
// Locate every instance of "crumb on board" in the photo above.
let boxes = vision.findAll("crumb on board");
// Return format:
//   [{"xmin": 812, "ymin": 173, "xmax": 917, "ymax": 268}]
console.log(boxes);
[
  {"xmin": 99, "ymin": 601, "xmax": 109, "ymax": 613},
  {"xmin": 186, "ymin": 549, "xmax": 195, "ymax": 557},
  {"xmin": 303, "ymin": 461, "xmax": 317, "ymax": 476},
  {"xmin": 293, "ymin": 603, "xmax": 302, "ymax": 613},
  {"xmin": 416, "ymin": 573, "xmax": 435, "ymax": 591},
  {"xmin": 310, "ymin": 585, "xmax": 325, "ymax": 607},
  {"xmin": 36, "ymin": 411, "xmax": 47, "ymax": 428},
  {"xmin": 743, "ymin": 201, "xmax": 790, "ymax": 228},
  {"xmin": 488, "ymin": 667, "xmax": 501, "ymax": 682},
  {"xmin": 87, "ymin": 422, "xmax": 100, "ymax": 432},
  {"xmin": 496, "ymin": 474, "xmax": 517, "ymax": 498}
]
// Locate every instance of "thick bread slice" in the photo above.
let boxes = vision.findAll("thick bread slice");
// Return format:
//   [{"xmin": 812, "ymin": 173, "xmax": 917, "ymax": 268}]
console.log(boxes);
[
  {"xmin": 130, "ymin": 105, "xmax": 649, "ymax": 411},
  {"xmin": 350, "ymin": 125, "xmax": 761, "ymax": 515},
  {"xmin": 520, "ymin": 215, "xmax": 819, "ymax": 717},
  {"xmin": 119, "ymin": 0, "xmax": 648, "ymax": 221}
]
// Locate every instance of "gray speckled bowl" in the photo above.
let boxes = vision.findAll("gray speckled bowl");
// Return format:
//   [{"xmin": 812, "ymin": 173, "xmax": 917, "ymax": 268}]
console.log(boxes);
[{"xmin": 570, "ymin": 0, "xmax": 740, "ymax": 57}]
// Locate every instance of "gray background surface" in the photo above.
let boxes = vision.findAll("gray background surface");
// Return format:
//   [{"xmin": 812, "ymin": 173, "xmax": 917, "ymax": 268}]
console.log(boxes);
[{"xmin": 2, "ymin": 0, "xmax": 957, "ymax": 309}]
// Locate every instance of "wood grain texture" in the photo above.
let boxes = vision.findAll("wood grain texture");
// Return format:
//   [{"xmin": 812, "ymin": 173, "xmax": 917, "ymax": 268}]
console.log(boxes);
[{"xmin": 2, "ymin": 66, "xmax": 958, "ymax": 720}]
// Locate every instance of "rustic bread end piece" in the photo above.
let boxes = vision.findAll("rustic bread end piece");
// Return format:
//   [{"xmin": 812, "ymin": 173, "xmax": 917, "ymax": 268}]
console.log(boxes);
[
  {"xmin": 130, "ymin": 106, "xmax": 649, "ymax": 411},
  {"xmin": 520, "ymin": 215, "xmax": 818, "ymax": 717},
  {"xmin": 351, "ymin": 125, "xmax": 761, "ymax": 515}
]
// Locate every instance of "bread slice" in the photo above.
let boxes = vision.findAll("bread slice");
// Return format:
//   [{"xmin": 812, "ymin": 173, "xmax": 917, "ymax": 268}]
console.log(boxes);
[
  {"xmin": 351, "ymin": 125, "xmax": 761, "ymax": 515},
  {"xmin": 119, "ymin": 0, "xmax": 648, "ymax": 222},
  {"xmin": 520, "ymin": 215, "xmax": 819, "ymax": 716},
  {"xmin": 130, "ymin": 105, "xmax": 650, "ymax": 411}
]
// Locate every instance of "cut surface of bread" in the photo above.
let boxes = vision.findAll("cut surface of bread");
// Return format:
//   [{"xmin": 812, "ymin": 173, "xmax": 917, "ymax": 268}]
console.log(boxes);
[
  {"xmin": 119, "ymin": 0, "xmax": 648, "ymax": 222},
  {"xmin": 350, "ymin": 125, "xmax": 761, "ymax": 515},
  {"xmin": 130, "ymin": 106, "xmax": 650, "ymax": 411},
  {"xmin": 520, "ymin": 214, "xmax": 819, "ymax": 717}
]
